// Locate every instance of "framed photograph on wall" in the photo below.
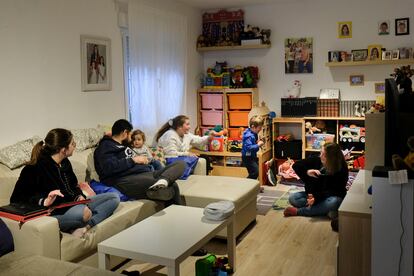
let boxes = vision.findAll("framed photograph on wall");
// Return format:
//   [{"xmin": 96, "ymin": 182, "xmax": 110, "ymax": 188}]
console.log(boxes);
[
  {"xmin": 338, "ymin": 21, "xmax": 352, "ymax": 38},
  {"xmin": 395, "ymin": 17, "xmax": 409, "ymax": 35},
  {"xmin": 378, "ymin": 20, "xmax": 390, "ymax": 35},
  {"xmin": 382, "ymin": 50, "xmax": 392, "ymax": 60},
  {"xmin": 375, "ymin": 82, "xmax": 385, "ymax": 93},
  {"xmin": 81, "ymin": 35, "xmax": 111, "ymax": 91},
  {"xmin": 399, "ymin": 47, "xmax": 412, "ymax": 59},
  {"xmin": 391, "ymin": 49, "xmax": 400, "ymax": 60},
  {"xmin": 350, "ymin": 75, "xmax": 364, "ymax": 86},
  {"xmin": 285, "ymin": 37, "xmax": 313, "ymax": 74},
  {"xmin": 351, "ymin": 49, "xmax": 368, "ymax": 62}
]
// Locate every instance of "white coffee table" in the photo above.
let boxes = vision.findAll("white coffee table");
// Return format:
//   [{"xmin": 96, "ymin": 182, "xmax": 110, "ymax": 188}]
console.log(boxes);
[{"xmin": 98, "ymin": 205, "xmax": 235, "ymax": 276}]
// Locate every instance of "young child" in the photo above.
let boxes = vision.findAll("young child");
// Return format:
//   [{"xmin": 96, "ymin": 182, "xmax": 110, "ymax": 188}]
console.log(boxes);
[
  {"xmin": 242, "ymin": 115, "xmax": 264, "ymax": 180},
  {"xmin": 130, "ymin": 129, "xmax": 164, "ymax": 171}
]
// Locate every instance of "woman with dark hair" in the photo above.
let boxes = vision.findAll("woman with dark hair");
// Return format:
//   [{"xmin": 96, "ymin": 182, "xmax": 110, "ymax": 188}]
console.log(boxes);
[
  {"xmin": 156, "ymin": 115, "xmax": 215, "ymax": 157},
  {"xmin": 284, "ymin": 142, "xmax": 348, "ymax": 217},
  {"xmin": 10, "ymin": 128, "xmax": 120, "ymax": 238}
]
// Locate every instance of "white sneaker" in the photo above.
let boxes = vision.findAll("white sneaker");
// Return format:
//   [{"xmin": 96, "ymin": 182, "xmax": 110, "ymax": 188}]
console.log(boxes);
[{"xmin": 148, "ymin": 179, "xmax": 168, "ymax": 190}]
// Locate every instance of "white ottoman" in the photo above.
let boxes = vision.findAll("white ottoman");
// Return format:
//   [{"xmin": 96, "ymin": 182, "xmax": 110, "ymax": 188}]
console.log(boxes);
[{"xmin": 177, "ymin": 175, "xmax": 260, "ymax": 238}]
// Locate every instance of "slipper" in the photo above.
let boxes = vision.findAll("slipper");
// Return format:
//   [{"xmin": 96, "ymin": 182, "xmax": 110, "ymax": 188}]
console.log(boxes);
[{"xmin": 191, "ymin": 248, "xmax": 208, "ymax": 256}]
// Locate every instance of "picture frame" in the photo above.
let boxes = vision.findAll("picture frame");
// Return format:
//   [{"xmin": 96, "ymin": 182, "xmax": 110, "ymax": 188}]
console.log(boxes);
[
  {"xmin": 351, "ymin": 49, "xmax": 368, "ymax": 62},
  {"xmin": 338, "ymin": 21, "xmax": 352, "ymax": 38},
  {"xmin": 80, "ymin": 35, "xmax": 111, "ymax": 91},
  {"xmin": 367, "ymin": 45, "xmax": 382, "ymax": 61},
  {"xmin": 391, "ymin": 49, "xmax": 400, "ymax": 60},
  {"xmin": 375, "ymin": 82, "xmax": 385, "ymax": 93},
  {"xmin": 395, "ymin": 18, "xmax": 409, "ymax": 36},
  {"xmin": 398, "ymin": 47, "xmax": 412, "ymax": 59},
  {"xmin": 349, "ymin": 75, "xmax": 364, "ymax": 86},
  {"xmin": 285, "ymin": 37, "xmax": 313, "ymax": 74},
  {"xmin": 378, "ymin": 20, "xmax": 390, "ymax": 35},
  {"xmin": 382, "ymin": 50, "xmax": 392, "ymax": 60}
]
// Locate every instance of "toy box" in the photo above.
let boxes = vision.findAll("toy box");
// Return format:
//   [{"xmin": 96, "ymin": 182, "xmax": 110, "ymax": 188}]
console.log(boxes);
[
  {"xmin": 305, "ymin": 134, "xmax": 335, "ymax": 149},
  {"xmin": 209, "ymin": 137, "xmax": 224, "ymax": 152}
]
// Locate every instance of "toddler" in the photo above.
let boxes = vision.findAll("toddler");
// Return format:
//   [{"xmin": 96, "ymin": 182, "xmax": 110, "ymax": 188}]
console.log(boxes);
[
  {"xmin": 130, "ymin": 129, "xmax": 163, "ymax": 171},
  {"xmin": 242, "ymin": 115, "xmax": 264, "ymax": 179}
]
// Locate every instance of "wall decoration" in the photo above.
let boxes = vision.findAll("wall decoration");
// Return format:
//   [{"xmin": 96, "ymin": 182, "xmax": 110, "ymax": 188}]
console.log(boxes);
[
  {"xmin": 375, "ymin": 82, "xmax": 385, "ymax": 93},
  {"xmin": 391, "ymin": 49, "xmax": 400, "ymax": 60},
  {"xmin": 285, "ymin": 37, "xmax": 313, "ymax": 74},
  {"xmin": 351, "ymin": 49, "xmax": 368, "ymax": 62},
  {"xmin": 399, "ymin": 47, "xmax": 412, "ymax": 59},
  {"xmin": 350, "ymin": 75, "xmax": 364, "ymax": 86},
  {"xmin": 378, "ymin": 20, "xmax": 390, "ymax": 35},
  {"xmin": 338, "ymin": 21, "xmax": 352, "ymax": 38},
  {"xmin": 80, "ymin": 35, "xmax": 111, "ymax": 91},
  {"xmin": 367, "ymin": 44, "xmax": 382, "ymax": 61},
  {"xmin": 395, "ymin": 17, "xmax": 409, "ymax": 35},
  {"xmin": 382, "ymin": 50, "xmax": 392, "ymax": 60}
]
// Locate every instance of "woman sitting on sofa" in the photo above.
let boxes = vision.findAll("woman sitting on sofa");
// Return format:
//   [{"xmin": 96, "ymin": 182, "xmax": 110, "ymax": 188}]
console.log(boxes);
[{"xmin": 10, "ymin": 128, "xmax": 120, "ymax": 238}]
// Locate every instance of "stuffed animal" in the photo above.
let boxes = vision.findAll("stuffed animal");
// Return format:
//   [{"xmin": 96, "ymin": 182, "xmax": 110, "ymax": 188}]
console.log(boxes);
[
  {"xmin": 354, "ymin": 103, "xmax": 361, "ymax": 117},
  {"xmin": 278, "ymin": 158, "xmax": 300, "ymax": 180},
  {"xmin": 305, "ymin": 121, "xmax": 321, "ymax": 135},
  {"xmin": 392, "ymin": 136, "xmax": 414, "ymax": 172},
  {"xmin": 285, "ymin": 80, "xmax": 301, "ymax": 98}
]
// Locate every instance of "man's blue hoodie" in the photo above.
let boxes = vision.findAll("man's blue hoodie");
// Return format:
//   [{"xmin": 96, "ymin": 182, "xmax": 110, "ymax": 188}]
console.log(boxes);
[{"xmin": 94, "ymin": 136, "xmax": 152, "ymax": 185}]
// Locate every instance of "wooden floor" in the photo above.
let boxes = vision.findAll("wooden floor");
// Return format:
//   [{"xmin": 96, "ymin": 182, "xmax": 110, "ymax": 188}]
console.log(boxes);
[{"xmin": 116, "ymin": 187, "xmax": 338, "ymax": 276}]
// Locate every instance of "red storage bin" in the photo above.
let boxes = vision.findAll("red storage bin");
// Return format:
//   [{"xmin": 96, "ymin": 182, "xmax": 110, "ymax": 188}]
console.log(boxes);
[
  {"xmin": 200, "ymin": 93, "xmax": 223, "ymax": 109},
  {"xmin": 228, "ymin": 111, "xmax": 249, "ymax": 127},
  {"xmin": 200, "ymin": 110, "xmax": 223, "ymax": 126},
  {"xmin": 227, "ymin": 94, "xmax": 252, "ymax": 110}
]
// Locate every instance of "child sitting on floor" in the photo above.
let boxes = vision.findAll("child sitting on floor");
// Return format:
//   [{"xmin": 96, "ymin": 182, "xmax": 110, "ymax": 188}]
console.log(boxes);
[{"xmin": 130, "ymin": 129, "xmax": 164, "ymax": 171}]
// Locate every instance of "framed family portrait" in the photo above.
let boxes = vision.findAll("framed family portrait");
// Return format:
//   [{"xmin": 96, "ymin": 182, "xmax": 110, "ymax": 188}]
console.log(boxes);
[
  {"xmin": 351, "ymin": 49, "xmax": 368, "ymax": 62},
  {"xmin": 395, "ymin": 18, "xmax": 409, "ymax": 35},
  {"xmin": 285, "ymin": 37, "xmax": 313, "ymax": 74},
  {"xmin": 378, "ymin": 20, "xmax": 390, "ymax": 35},
  {"xmin": 81, "ymin": 35, "xmax": 111, "ymax": 91},
  {"xmin": 350, "ymin": 75, "xmax": 364, "ymax": 86},
  {"xmin": 399, "ymin": 47, "xmax": 413, "ymax": 59},
  {"xmin": 368, "ymin": 44, "xmax": 382, "ymax": 61},
  {"xmin": 338, "ymin": 21, "xmax": 352, "ymax": 38}
]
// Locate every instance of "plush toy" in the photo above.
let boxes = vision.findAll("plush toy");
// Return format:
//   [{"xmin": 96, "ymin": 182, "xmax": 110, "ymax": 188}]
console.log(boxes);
[
  {"xmin": 278, "ymin": 158, "xmax": 300, "ymax": 180},
  {"xmin": 276, "ymin": 133, "xmax": 293, "ymax": 142},
  {"xmin": 314, "ymin": 120, "xmax": 327, "ymax": 133},
  {"xmin": 354, "ymin": 103, "xmax": 361, "ymax": 117},
  {"xmin": 305, "ymin": 122, "xmax": 321, "ymax": 135},
  {"xmin": 285, "ymin": 80, "xmax": 301, "ymax": 98},
  {"xmin": 392, "ymin": 136, "xmax": 414, "ymax": 173}
]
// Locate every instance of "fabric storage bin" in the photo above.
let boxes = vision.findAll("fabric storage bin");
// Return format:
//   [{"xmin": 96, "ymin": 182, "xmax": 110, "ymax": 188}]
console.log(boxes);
[
  {"xmin": 200, "ymin": 110, "xmax": 223, "ymax": 126},
  {"xmin": 227, "ymin": 94, "xmax": 252, "ymax": 110},
  {"xmin": 200, "ymin": 93, "xmax": 223, "ymax": 110},
  {"xmin": 306, "ymin": 134, "xmax": 335, "ymax": 149},
  {"xmin": 228, "ymin": 128, "xmax": 243, "ymax": 139},
  {"xmin": 228, "ymin": 111, "xmax": 249, "ymax": 127},
  {"xmin": 274, "ymin": 140, "xmax": 302, "ymax": 160}
]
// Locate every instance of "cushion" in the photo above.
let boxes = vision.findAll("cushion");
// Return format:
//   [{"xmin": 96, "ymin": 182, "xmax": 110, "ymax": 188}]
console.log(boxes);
[
  {"xmin": 149, "ymin": 146, "xmax": 166, "ymax": 165},
  {"xmin": 71, "ymin": 128, "xmax": 102, "ymax": 151},
  {"xmin": 0, "ymin": 218, "xmax": 14, "ymax": 256},
  {"xmin": 0, "ymin": 136, "xmax": 41, "ymax": 169},
  {"xmin": 89, "ymin": 180, "xmax": 130, "ymax": 201}
]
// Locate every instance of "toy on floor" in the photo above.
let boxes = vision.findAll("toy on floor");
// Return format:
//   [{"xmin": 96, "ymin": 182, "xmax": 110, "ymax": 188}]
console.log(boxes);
[{"xmin": 278, "ymin": 158, "xmax": 300, "ymax": 180}]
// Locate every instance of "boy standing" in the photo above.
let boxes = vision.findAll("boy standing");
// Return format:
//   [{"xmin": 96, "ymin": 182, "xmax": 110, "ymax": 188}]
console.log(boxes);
[{"xmin": 242, "ymin": 115, "xmax": 264, "ymax": 179}]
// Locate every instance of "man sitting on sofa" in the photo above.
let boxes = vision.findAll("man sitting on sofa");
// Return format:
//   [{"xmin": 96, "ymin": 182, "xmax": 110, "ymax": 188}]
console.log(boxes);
[{"xmin": 93, "ymin": 119, "xmax": 185, "ymax": 205}]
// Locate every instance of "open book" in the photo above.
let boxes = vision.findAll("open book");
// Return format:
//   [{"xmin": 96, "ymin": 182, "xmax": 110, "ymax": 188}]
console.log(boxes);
[{"xmin": 0, "ymin": 199, "xmax": 91, "ymax": 225}]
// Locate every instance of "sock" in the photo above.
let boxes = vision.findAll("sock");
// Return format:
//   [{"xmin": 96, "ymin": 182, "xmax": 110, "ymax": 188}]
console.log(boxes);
[
  {"xmin": 283, "ymin": 206, "xmax": 298, "ymax": 217},
  {"xmin": 148, "ymin": 179, "xmax": 168, "ymax": 190}
]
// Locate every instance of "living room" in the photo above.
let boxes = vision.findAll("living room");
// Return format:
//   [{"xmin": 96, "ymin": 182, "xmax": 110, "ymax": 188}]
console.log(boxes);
[{"xmin": 0, "ymin": 0, "xmax": 413, "ymax": 275}]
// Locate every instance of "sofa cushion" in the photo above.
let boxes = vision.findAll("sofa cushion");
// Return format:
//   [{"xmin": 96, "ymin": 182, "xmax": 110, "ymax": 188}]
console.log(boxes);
[
  {"xmin": 177, "ymin": 175, "xmax": 259, "ymax": 213},
  {"xmin": 0, "ymin": 136, "xmax": 41, "ymax": 169},
  {"xmin": 60, "ymin": 200, "xmax": 160, "ymax": 261},
  {"xmin": 71, "ymin": 128, "xmax": 102, "ymax": 151},
  {"xmin": 149, "ymin": 146, "xmax": 166, "ymax": 165}
]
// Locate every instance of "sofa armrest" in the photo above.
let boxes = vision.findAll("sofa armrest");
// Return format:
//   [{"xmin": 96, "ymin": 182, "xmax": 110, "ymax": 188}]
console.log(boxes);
[
  {"xmin": 194, "ymin": 157, "xmax": 207, "ymax": 175},
  {"xmin": 2, "ymin": 216, "xmax": 61, "ymax": 259}
]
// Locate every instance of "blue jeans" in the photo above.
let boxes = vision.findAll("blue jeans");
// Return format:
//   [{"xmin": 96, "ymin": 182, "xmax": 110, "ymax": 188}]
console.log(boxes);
[
  {"xmin": 150, "ymin": 159, "xmax": 164, "ymax": 171},
  {"xmin": 288, "ymin": 191, "xmax": 342, "ymax": 217},
  {"xmin": 53, "ymin": 192, "xmax": 120, "ymax": 233},
  {"xmin": 298, "ymin": 61, "xmax": 312, "ymax": 73},
  {"xmin": 242, "ymin": 156, "xmax": 259, "ymax": 179}
]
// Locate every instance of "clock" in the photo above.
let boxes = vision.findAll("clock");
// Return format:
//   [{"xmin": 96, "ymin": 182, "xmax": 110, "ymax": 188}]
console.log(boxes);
[{"xmin": 319, "ymin": 88, "xmax": 340, "ymax": 99}]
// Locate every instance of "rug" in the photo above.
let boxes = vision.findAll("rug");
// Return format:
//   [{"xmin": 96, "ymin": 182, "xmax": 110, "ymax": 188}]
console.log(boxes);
[
  {"xmin": 273, "ymin": 186, "xmax": 305, "ymax": 211},
  {"xmin": 256, "ymin": 189, "xmax": 286, "ymax": 216}
]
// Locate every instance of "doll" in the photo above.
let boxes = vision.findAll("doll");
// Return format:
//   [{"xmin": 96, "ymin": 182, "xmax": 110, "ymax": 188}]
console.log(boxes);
[{"xmin": 278, "ymin": 158, "xmax": 300, "ymax": 180}]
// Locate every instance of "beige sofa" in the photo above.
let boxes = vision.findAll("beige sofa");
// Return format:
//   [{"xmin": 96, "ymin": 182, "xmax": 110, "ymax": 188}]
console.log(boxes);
[{"xmin": 0, "ymin": 146, "xmax": 259, "ymax": 264}]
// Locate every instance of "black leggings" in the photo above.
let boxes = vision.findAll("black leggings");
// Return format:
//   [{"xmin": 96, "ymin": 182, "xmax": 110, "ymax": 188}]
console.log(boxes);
[{"xmin": 113, "ymin": 161, "xmax": 185, "ymax": 205}]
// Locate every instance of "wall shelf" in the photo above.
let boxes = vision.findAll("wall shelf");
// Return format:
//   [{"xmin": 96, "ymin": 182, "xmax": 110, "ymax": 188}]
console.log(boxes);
[
  {"xmin": 325, "ymin": 58, "xmax": 414, "ymax": 67},
  {"xmin": 197, "ymin": 44, "xmax": 271, "ymax": 52}
]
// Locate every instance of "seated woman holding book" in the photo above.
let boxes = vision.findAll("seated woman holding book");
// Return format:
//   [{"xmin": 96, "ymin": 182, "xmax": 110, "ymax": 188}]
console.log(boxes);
[{"xmin": 10, "ymin": 128, "xmax": 120, "ymax": 238}]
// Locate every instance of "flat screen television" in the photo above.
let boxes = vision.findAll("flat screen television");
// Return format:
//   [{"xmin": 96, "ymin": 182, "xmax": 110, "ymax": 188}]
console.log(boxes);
[{"xmin": 384, "ymin": 78, "xmax": 414, "ymax": 168}]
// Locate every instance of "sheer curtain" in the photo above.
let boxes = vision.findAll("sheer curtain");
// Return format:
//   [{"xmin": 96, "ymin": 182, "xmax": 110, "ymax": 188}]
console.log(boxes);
[{"xmin": 128, "ymin": 0, "xmax": 187, "ymax": 141}]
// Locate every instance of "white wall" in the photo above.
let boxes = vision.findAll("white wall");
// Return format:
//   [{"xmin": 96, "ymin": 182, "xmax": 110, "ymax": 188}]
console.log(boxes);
[
  {"xmin": 0, "ymin": 0, "xmax": 125, "ymax": 147},
  {"xmin": 202, "ymin": 0, "xmax": 414, "ymax": 116}
]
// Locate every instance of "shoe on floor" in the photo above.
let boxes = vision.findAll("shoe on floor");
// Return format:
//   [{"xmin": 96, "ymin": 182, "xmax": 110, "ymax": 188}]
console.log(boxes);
[
  {"xmin": 191, "ymin": 248, "xmax": 208, "ymax": 256},
  {"xmin": 283, "ymin": 206, "xmax": 298, "ymax": 217},
  {"xmin": 121, "ymin": 270, "xmax": 140, "ymax": 276}
]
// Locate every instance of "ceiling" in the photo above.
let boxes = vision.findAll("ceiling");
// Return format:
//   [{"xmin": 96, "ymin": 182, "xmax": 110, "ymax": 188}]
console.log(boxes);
[{"xmin": 177, "ymin": 0, "xmax": 284, "ymax": 10}]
